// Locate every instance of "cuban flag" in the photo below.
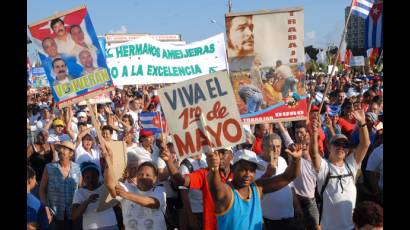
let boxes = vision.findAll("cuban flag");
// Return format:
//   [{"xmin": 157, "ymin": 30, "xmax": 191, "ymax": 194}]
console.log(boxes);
[
  {"xmin": 139, "ymin": 112, "xmax": 168, "ymax": 135},
  {"xmin": 351, "ymin": 0, "xmax": 375, "ymax": 19},
  {"xmin": 365, "ymin": 3, "xmax": 383, "ymax": 49}
]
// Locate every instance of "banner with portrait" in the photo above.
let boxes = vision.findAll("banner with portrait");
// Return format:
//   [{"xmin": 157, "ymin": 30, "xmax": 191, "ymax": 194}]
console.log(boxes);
[
  {"xmin": 28, "ymin": 6, "xmax": 114, "ymax": 107},
  {"xmin": 105, "ymin": 33, "xmax": 228, "ymax": 85},
  {"xmin": 31, "ymin": 67, "xmax": 50, "ymax": 88},
  {"xmin": 225, "ymin": 8, "xmax": 308, "ymax": 124}
]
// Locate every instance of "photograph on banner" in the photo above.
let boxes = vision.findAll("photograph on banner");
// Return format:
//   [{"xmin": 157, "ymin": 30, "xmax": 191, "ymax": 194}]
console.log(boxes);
[
  {"xmin": 225, "ymin": 8, "xmax": 308, "ymax": 124},
  {"xmin": 158, "ymin": 71, "xmax": 245, "ymax": 160},
  {"xmin": 31, "ymin": 67, "xmax": 50, "ymax": 88},
  {"xmin": 77, "ymin": 92, "xmax": 112, "ymax": 105},
  {"xmin": 28, "ymin": 6, "xmax": 113, "ymax": 106},
  {"xmin": 106, "ymin": 33, "xmax": 227, "ymax": 85}
]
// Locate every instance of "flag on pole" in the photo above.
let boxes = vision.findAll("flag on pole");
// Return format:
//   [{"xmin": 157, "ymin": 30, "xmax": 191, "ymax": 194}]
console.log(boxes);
[
  {"xmin": 351, "ymin": 0, "xmax": 375, "ymax": 19},
  {"xmin": 316, "ymin": 49, "xmax": 328, "ymax": 65},
  {"xmin": 365, "ymin": 2, "xmax": 383, "ymax": 49},
  {"xmin": 139, "ymin": 112, "xmax": 167, "ymax": 135},
  {"xmin": 339, "ymin": 37, "xmax": 347, "ymax": 62},
  {"xmin": 368, "ymin": 48, "xmax": 379, "ymax": 69}
]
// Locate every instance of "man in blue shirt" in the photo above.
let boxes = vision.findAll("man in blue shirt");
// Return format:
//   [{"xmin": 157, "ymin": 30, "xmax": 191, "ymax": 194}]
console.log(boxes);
[{"xmin": 27, "ymin": 166, "xmax": 49, "ymax": 229}]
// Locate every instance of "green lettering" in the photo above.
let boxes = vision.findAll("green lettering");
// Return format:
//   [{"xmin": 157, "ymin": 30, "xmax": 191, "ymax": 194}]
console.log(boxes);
[
  {"xmin": 178, "ymin": 66, "xmax": 186, "ymax": 76},
  {"xmin": 162, "ymin": 49, "xmax": 169, "ymax": 59},
  {"xmin": 110, "ymin": 67, "xmax": 118, "ymax": 78},
  {"xmin": 116, "ymin": 46, "xmax": 123, "ymax": 58},
  {"xmin": 123, "ymin": 46, "xmax": 129, "ymax": 57},
  {"xmin": 129, "ymin": 45, "xmax": 136, "ymax": 56},
  {"xmin": 164, "ymin": 66, "xmax": 170, "ymax": 76},
  {"xmin": 195, "ymin": 47, "xmax": 203, "ymax": 56},
  {"xmin": 185, "ymin": 66, "xmax": 191, "ymax": 75},
  {"xmin": 136, "ymin": 44, "xmax": 143, "ymax": 55},
  {"xmin": 106, "ymin": 48, "xmax": 114, "ymax": 58},
  {"xmin": 172, "ymin": 67, "xmax": 178, "ymax": 76},
  {"xmin": 122, "ymin": 66, "xmax": 128, "ymax": 77},
  {"xmin": 195, "ymin": 65, "xmax": 202, "ymax": 74},
  {"xmin": 158, "ymin": 66, "xmax": 163, "ymax": 76},
  {"xmin": 210, "ymin": 44, "xmax": 215, "ymax": 53},
  {"xmin": 147, "ymin": 65, "xmax": 153, "ymax": 75},
  {"xmin": 137, "ymin": 65, "xmax": 143, "ymax": 76}
]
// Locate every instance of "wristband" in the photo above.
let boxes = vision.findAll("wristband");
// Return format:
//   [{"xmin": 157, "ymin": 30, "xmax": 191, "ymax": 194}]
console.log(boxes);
[{"xmin": 360, "ymin": 123, "xmax": 367, "ymax": 128}]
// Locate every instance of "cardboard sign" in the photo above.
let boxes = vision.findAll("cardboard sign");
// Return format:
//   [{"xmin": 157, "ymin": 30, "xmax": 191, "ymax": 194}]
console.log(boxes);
[
  {"xmin": 225, "ymin": 8, "xmax": 308, "ymax": 124},
  {"xmin": 28, "ymin": 6, "xmax": 114, "ymax": 107},
  {"xmin": 106, "ymin": 33, "xmax": 227, "ymax": 85},
  {"xmin": 159, "ymin": 71, "xmax": 245, "ymax": 160},
  {"xmin": 96, "ymin": 140, "xmax": 127, "ymax": 212},
  {"xmin": 350, "ymin": 56, "xmax": 365, "ymax": 66}
]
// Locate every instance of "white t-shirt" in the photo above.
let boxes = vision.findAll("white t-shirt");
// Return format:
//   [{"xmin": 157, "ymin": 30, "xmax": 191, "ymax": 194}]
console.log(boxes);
[
  {"xmin": 317, "ymin": 154, "xmax": 359, "ymax": 230},
  {"xmin": 75, "ymin": 143, "xmax": 103, "ymax": 182},
  {"xmin": 256, "ymin": 156, "xmax": 294, "ymax": 220},
  {"xmin": 72, "ymin": 185, "xmax": 118, "ymax": 230},
  {"xmin": 366, "ymin": 144, "xmax": 383, "ymax": 190},
  {"xmin": 179, "ymin": 154, "xmax": 208, "ymax": 213},
  {"xmin": 275, "ymin": 65, "xmax": 294, "ymax": 79},
  {"xmin": 116, "ymin": 181, "xmax": 167, "ymax": 230},
  {"xmin": 36, "ymin": 118, "xmax": 50, "ymax": 130},
  {"xmin": 128, "ymin": 145, "xmax": 166, "ymax": 169},
  {"xmin": 55, "ymin": 34, "xmax": 76, "ymax": 56},
  {"xmin": 291, "ymin": 158, "xmax": 317, "ymax": 198}
]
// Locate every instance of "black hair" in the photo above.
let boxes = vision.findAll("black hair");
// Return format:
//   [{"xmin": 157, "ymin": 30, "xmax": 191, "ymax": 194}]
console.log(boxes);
[
  {"xmin": 52, "ymin": 58, "xmax": 65, "ymax": 69},
  {"xmin": 102, "ymin": 125, "xmax": 114, "ymax": 134},
  {"xmin": 50, "ymin": 18, "xmax": 64, "ymax": 30},
  {"xmin": 122, "ymin": 114, "xmax": 134, "ymax": 126},
  {"xmin": 353, "ymin": 201, "xmax": 383, "ymax": 228},
  {"xmin": 27, "ymin": 166, "xmax": 36, "ymax": 180},
  {"xmin": 81, "ymin": 133, "xmax": 94, "ymax": 142},
  {"xmin": 138, "ymin": 161, "xmax": 158, "ymax": 176},
  {"xmin": 97, "ymin": 104, "xmax": 106, "ymax": 111},
  {"xmin": 294, "ymin": 121, "xmax": 307, "ymax": 131},
  {"xmin": 77, "ymin": 121, "xmax": 87, "ymax": 127}
]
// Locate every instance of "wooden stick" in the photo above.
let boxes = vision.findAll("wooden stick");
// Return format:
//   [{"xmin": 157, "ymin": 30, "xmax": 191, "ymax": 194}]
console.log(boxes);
[
  {"xmin": 86, "ymin": 99, "xmax": 104, "ymax": 146},
  {"xmin": 28, "ymin": 5, "xmax": 86, "ymax": 27}
]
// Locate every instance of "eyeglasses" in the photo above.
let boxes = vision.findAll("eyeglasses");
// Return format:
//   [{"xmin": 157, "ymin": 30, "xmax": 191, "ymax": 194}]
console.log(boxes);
[{"xmin": 333, "ymin": 141, "xmax": 349, "ymax": 148}]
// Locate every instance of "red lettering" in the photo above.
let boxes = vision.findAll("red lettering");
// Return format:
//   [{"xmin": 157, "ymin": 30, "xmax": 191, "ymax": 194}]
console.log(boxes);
[
  {"xmin": 288, "ymin": 27, "xmax": 296, "ymax": 33},
  {"xmin": 205, "ymin": 123, "xmax": 223, "ymax": 147},
  {"xmin": 288, "ymin": 35, "xmax": 297, "ymax": 40},
  {"xmin": 196, "ymin": 129, "xmax": 213, "ymax": 151},
  {"xmin": 290, "ymin": 11, "xmax": 294, "ymax": 16},
  {"xmin": 179, "ymin": 107, "xmax": 202, "ymax": 129},
  {"xmin": 288, "ymin": 19, "xmax": 296, "ymax": 24},
  {"xmin": 289, "ymin": 43, "xmax": 297, "ymax": 48},
  {"xmin": 222, "ymin": 118, "xmax": 242, "ymax": 142},
  {"xmin": 206, "ymin": 101, "xmax": 229, "ymax": 121},
  {"xmin": 174, "ymin": 133, "xmax": 195, "ymax": 156},
  {"xmin": 289, "ymin": 58, "xmax": 298, "ymax": 63},
  {"xmin": 291, "ymin": 50, "xmax": 296, "ymax": 56}
]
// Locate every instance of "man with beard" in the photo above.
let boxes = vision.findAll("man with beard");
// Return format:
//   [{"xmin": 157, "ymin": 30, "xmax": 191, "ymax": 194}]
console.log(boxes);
[
  {"xmin": 226, "ymin": 15, "xmax": 254, "ymax": 58},
  {"xmin": 51, "ymin": 58, "xmax": 73, "ymax": 86},
  {"xmin": 50, "ymin": 18, "xmax": 76, "ymax": 55}
]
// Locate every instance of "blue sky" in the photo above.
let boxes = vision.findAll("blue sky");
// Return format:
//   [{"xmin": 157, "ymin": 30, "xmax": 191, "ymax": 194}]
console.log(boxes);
[{"xmin": 27, "ymin": 0, "xmax": 351, "ymax": 61}]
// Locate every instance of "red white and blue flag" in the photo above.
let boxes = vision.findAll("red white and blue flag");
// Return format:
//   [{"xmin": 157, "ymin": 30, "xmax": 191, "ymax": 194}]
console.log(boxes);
[
  {"xmin": 365, "ymin": 2, "xmax": 383, "ymax": 49},
  {"xmin": 139, "ymin": 112, "xmax": 168, "ymax": 135},
  {"xmin": 351, "ymin": 0, "xmax": 375, "ymax": 19}
]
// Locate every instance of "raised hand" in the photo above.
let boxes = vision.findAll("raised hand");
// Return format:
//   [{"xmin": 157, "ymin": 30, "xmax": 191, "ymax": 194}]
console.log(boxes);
[
  {"xmin": 352, "ymin": 109, "xmax": 366, "ymax": 125},
  {"xmin": 285, "ymin": 144, "xmax": 302, "ymax": 160},
  {"xmin": 115, "ymin": 184, "xmax": 126, "ymax": 197}
]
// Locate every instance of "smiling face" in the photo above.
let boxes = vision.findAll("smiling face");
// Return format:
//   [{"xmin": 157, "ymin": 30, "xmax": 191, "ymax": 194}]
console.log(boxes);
[
  {"xmin": 329, "ymin": 139, "xmax": 349, "ymax": 162},
  {"xmin": 42, "ymin": 38, "xmax": 58, "ymax": 58},
  {"xmin": 70, "ymin": 25, "xmax": 85, "ymax": 46},
  {"xmin": 79, "ymin": 50, "xmax": 94, "ymax": 69}
]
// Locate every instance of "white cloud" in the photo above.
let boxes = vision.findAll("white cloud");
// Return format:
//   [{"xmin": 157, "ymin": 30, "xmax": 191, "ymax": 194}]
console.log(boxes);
[{"xmin": 109, "ymin": 25, "xmax": 128, "ymax": 34}]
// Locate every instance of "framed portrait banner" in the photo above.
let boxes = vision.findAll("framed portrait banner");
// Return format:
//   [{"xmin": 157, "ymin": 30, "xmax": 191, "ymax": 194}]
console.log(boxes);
[
  {"xmin": 28, "ymin": 6, "xmax": 114, "ymax": 107},
  {"xmin": 225, "ymin": 7, "xmax": 308, "ymax": 124}
]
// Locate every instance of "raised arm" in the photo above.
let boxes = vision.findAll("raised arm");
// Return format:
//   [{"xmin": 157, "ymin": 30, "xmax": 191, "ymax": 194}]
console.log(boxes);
[
  {"xmin": 352, "ymin": 110, "xmax": 371, "ymax": 165},
  {"xmin": 309, "ymin": 118, "xmax": 322, "ymax": 172},
  {"xmin": 115, "ymin": 185, "xmax": 160, "ymax": 209},
  {"xmin": 75, "ymin": 127, "xmax": 92, "ymax": 148},
  {"xmin": 256, "ymin": 145, "xmax": 302, "ymax": 194},
  {"xmin": 276, "ymin": 121, "xmax": 295, "ymax": 148},
  {"xmin": 101, "ymin": 141, "xmax": 117, "ymax": 197},
  {"xmin": 159, "ymin": 141, "xmax": 190, "ymax": 187},
  {"xmin": 206, "ymin": 151, "xmax": 232, "ymax": 214}
]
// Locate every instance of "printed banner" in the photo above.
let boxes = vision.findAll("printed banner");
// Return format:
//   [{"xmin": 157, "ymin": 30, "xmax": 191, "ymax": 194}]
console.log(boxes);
[
  {"xmin": 225, "ymin": 8, "xmax": 308, "ymax": 124},
  {"xmin": 31, "ymin": 67, "xmax": 50, "ymax": 88},
  {"xmin": 28, "ymin": 6, "xmax": 113, "ymax": 106},
  {"xmin": 77, "ymin": 92, "xmax": 112, "ymax": 105},
  {"xmin": 350, "ymin": 56, "xmax": 365, "ymax": 67},
  {"xmin": 106, "ymin": 33, "xmax": 227, "ymax": 85},
  {"xmin": 159, "ymin": 71, "xmax": 245, "ymax": 160}
]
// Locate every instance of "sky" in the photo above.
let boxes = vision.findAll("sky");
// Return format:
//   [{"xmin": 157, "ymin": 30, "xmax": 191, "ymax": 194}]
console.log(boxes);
[{"xmin": 27, "ymin": 0, "xmax": 351, "ymax": 62}]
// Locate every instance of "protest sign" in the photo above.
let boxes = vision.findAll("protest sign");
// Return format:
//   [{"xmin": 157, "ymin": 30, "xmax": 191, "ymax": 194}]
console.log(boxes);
[
  {"xmin": 96, "ymin": 140, "xmax": 127, "ymax": 212},
  {"xmin": 226, "ymin": 8, "xmax": 308, "ymax": 124},
  {"xmin": 77, "ymin": 92, "xmax": 112, "ymax": 105},
  {"xmin": 31, "ymin": 67, "xmax": 50, "ymax": 88},
  {"xmin": 159, "ymin": 71, "xmax": 245, "ymax": 160},
  {"xmin": 106, "ymin": 33, "xmax": 227, "ymax": 85},
  {"xmin": 350, "ymin": 56, "xmax": 365, "ymax": 66},
  {"xmin": 28, "ymin": 6, "xmax": 114, "ymax": 107}
]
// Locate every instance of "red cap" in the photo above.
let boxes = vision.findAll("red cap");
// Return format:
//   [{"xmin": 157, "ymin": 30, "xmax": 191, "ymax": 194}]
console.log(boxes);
[
  {"xmin": 139, "ymin": 129, "xmax": 154, "ymax": 138},
  {"xmin": 310, "ymin": 105, "xmax": 319, "ymax": 112},
  {"xmin": 150, "ymin": 96, "xmax": 160, "ymax": 105}
]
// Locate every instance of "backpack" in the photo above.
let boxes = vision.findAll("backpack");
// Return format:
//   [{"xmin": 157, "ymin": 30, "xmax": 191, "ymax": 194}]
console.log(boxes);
[{"xmin": 316, "ymin": 159, "xmax": 354, "ymax": 222}]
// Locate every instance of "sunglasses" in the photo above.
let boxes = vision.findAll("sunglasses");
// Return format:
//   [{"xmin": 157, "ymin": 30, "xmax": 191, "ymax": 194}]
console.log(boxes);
[{"xmin": 333, "ymin": 141, "xmax": 349, "ymax": 148}]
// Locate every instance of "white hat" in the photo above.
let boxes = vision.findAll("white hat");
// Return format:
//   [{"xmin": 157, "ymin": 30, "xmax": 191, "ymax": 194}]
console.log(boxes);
[
  {"xmin": 233, "ymin": 149, "xmax": 265, "ymax": 171},
  {"xmin": 77, "ymin": 111, "xmax": 87, "ymax": 118},
  {"xmin": 346, "ymin": 88, "xmax": 359, "ymax": 98}
]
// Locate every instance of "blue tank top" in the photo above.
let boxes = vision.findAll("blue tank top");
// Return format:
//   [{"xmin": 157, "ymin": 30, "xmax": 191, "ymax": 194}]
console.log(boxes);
[{"xmin": 217, "ymin": 183, "xmax": 263, "ymax": 230}]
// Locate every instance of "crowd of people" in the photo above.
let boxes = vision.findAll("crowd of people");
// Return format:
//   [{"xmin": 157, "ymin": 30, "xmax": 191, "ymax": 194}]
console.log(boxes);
[{"xmin": 27, "ymin": 70, "xmax": 383, "ymax": 230}]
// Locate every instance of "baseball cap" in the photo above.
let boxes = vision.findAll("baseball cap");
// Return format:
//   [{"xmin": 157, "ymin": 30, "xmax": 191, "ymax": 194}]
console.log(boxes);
[
  {"xmin": 77, "ymin": 111, "xmax": 87, "ymax": 118},
  {"xmin": 139, "ymin": 129, "xmax": 154, "ymax": 138},
  {"xmin": 55, "ymin": 141, "xmax": 75, "ymax": 151},
  {"xmin": 53, "ymin": 119, "xmax": 65, "ymax": 127},
  {"xmin": 233, "ymin": 149, "xmax": 265, "ymax": 171},
  {"xmin": 346, "ymin": 88, "xmax": 359, "ymax": 98},
  {"xmin": 329, "ymin": 134, "xmax": 348, "ymax": 145}
]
